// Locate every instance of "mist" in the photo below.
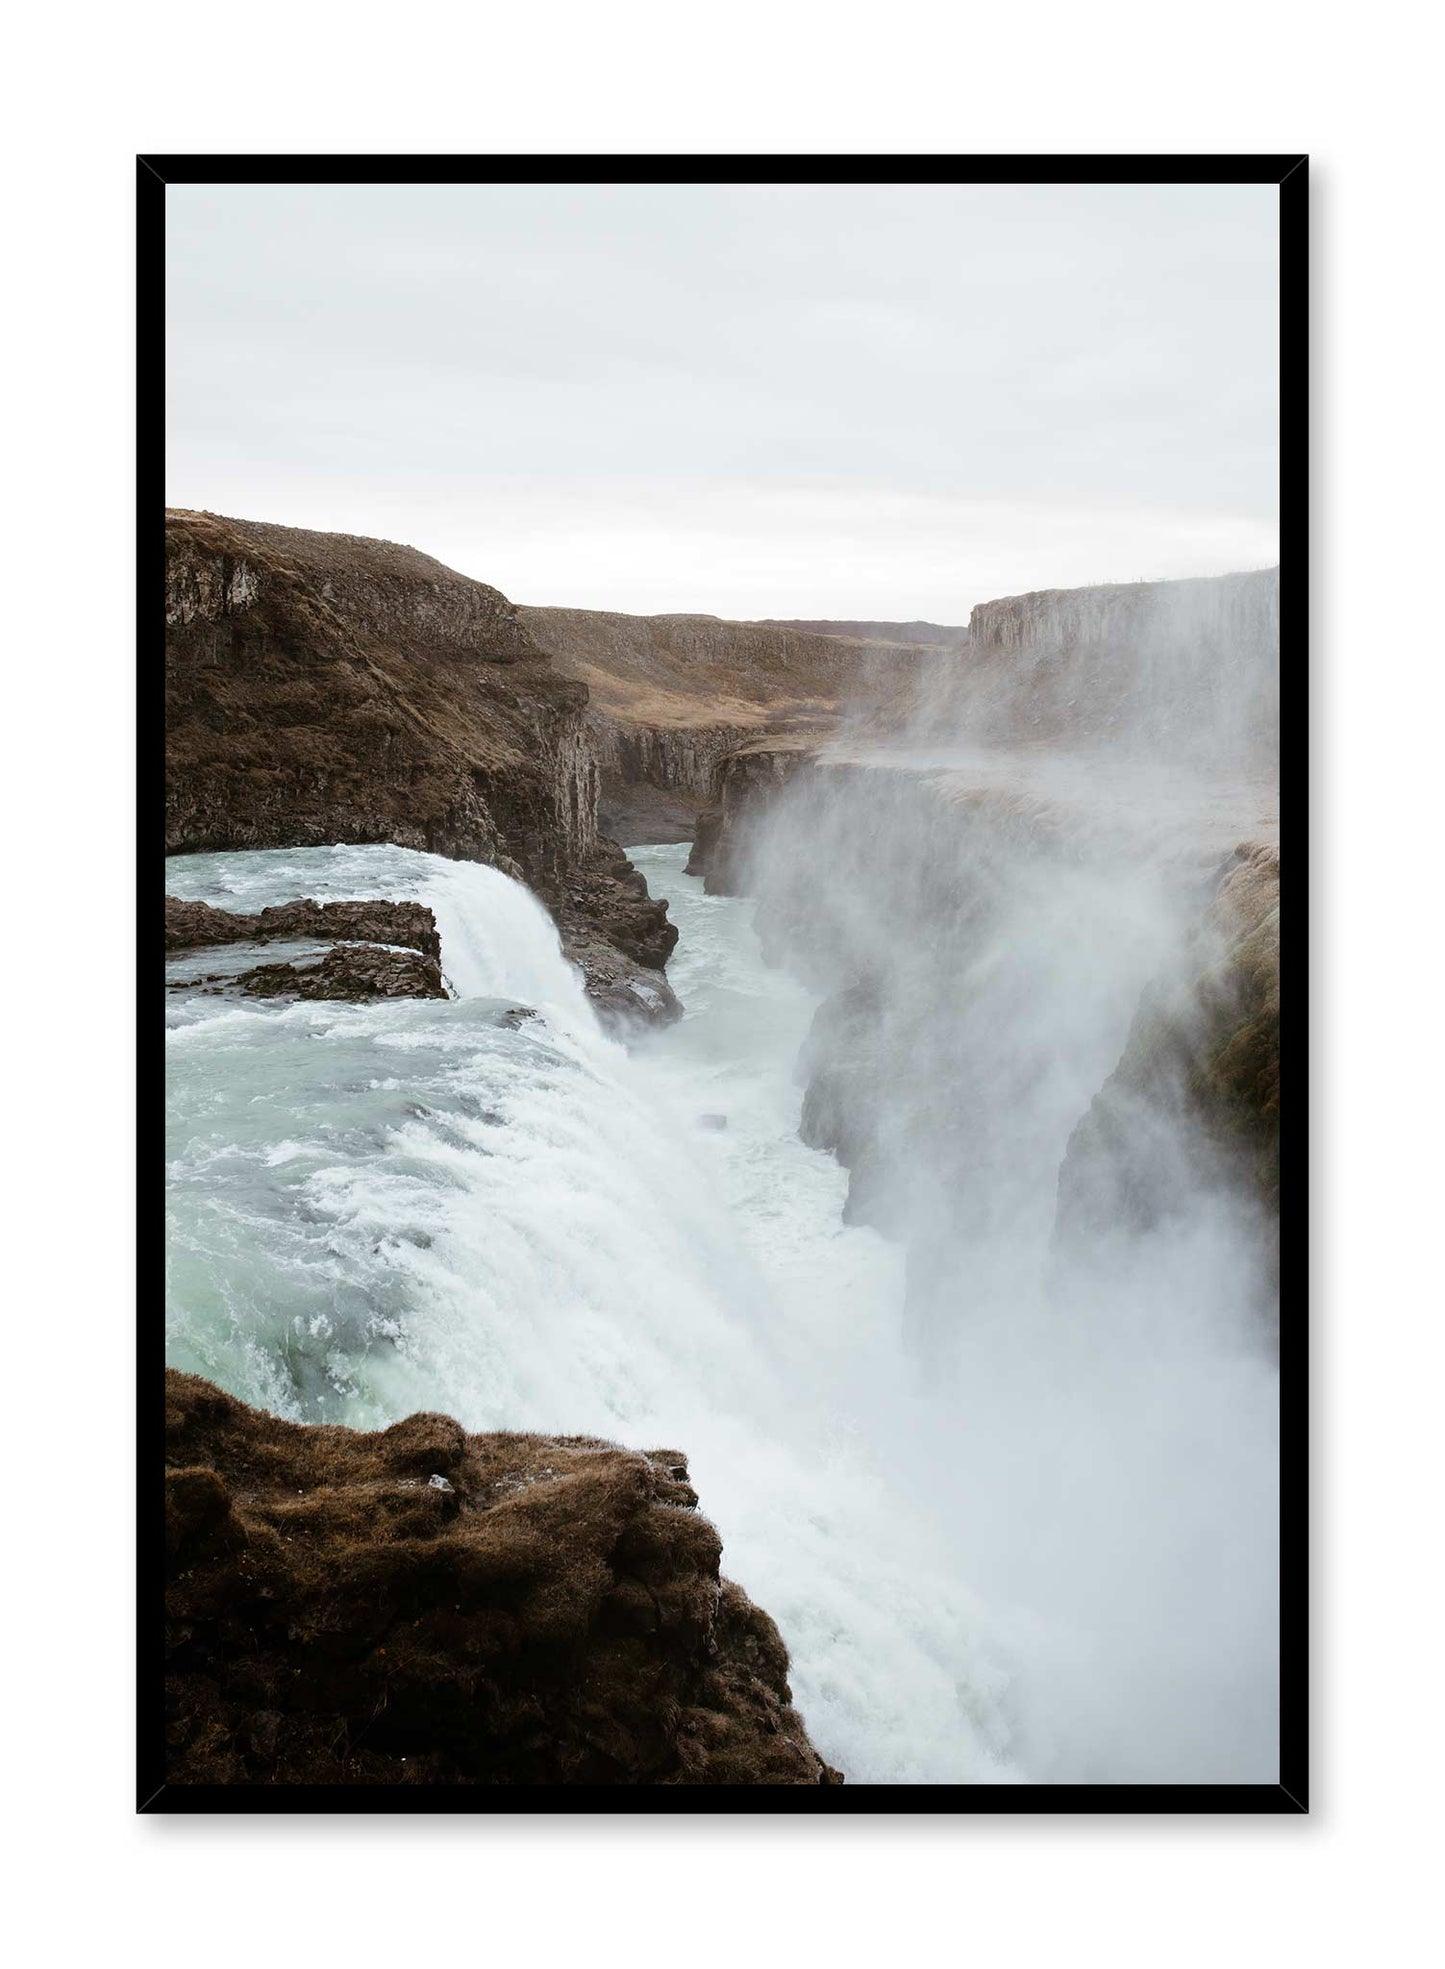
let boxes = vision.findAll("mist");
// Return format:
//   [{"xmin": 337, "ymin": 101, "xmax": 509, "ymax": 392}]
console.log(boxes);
[
  {"xmin": 160, "ymin": 176, "xmax": 1282, "ymax": 1787},
  {"xmin": 712, "ymin": 569, "xmax": 1282, "ymax": 1779}
]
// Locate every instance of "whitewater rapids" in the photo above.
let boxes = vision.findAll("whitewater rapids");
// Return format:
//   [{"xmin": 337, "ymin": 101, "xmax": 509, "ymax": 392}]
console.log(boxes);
[{"xmin": 165, "ymin": 841, "xmax": 1276, "ymax": 1784}]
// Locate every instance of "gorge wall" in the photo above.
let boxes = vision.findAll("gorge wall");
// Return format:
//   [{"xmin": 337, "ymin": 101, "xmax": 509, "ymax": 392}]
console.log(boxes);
[
  {"xmin": 685, "ymin": 565, "xmax": 1282, "ymax": 1349},
  {"xmin": 162, "ymin": 529, "xmax": 1281, "ymax": 1784},
  {"xmin": 751, "ymin": 617, "xmax": 971, "ymax": 649},
  {"xmin": 165, "ymin": 512, "xmax": 678, "ymax": 1019},
  {"xmin": 519, "ymin": 603, "xmax": 929, "ymax": 842},
  {"xmin": 951, "ymin": 566, "xmax": 1280, "ymax": 770},
  {"xmin": 167, "ymin": 511, "xmax": 597, "ymax": 875},
  {"xmin": 696, "ymin": 748, "xmax": 1280, "ymax": 1353},
  {"xmin": 674, "ymin": 724, "xmax": 1282, "ymax": 1769}
]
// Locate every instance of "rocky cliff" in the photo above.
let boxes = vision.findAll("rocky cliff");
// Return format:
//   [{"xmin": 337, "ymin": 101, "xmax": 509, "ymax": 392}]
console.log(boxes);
[
  {"xmin": 687, "ymin": 567, "xmax": 1280, "ymax": 886},
  {"xmin": 684, "ymin": 736, "xmax": 817, "ymax": 892},
  {"xmin": 520, "ymin": 603, "xmax": 926, "ymax": 842},
  {"xmin": 968, "ymin": 568, "xmax": 1277, "ymax": 659},
  {"xmin": 685, "ymin": 723, "xmax": 1280, "ymax": 1340},
  {"xmin": 165, "ymin": 512, "xmax": 678, "ymax": 1022},
  {"xmin": 167, "ymin": 511, "xmax": 598, "ymax": 873},
  {"xmin": 958, "ymin": 567, "xmax": 1280, "ymax": 771},
  {"xmin": 164, "ymin": 1371, "xmax": 842, "ymax": 1787}
]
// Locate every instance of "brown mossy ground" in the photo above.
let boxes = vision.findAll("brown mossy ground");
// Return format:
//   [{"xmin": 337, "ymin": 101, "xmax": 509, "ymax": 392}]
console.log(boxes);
[{"xmin": 164, "ymin": 1372, "xmax": 841, "ymax": 1787}]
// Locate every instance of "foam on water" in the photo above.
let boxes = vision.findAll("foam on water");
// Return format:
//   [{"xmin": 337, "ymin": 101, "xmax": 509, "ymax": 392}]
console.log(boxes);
[
  {"xmin": 165, "ymin": 843, "xmax": 1022, "ymax": 1782},
  {"xmin": 165, "ymin": 843, "xmax": 594, "ymax": 1026},
  {"xmin": 165, "ymin": 841, "xmax": 1276, "ymax": 1784}
]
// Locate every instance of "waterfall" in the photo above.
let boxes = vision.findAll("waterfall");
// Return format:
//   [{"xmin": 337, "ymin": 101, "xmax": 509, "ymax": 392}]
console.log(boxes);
[
  {"xmin": 165, "ymin": 844, "xmax": 1017, "ymax": 1781},
  {"xmin": 164, "ymin": 834, "xmax": 1277, "ymax": 1784}
]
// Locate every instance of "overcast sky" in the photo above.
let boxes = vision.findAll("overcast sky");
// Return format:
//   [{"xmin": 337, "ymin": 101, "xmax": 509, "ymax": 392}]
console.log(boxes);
[{"xmin": 166, "ymin": 182, "xmax": 1279, "ymax": 621}]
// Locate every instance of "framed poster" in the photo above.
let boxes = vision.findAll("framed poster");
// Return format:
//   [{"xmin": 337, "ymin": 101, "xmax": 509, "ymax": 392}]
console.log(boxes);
[{"xmin": 146, "ymin": 155, "xmax": 1303, "ymax": 1811}]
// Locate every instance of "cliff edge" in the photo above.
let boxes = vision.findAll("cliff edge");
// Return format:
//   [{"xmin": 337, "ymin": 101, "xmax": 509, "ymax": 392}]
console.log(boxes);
[
  {"xmin": 164, "ymin": 1372, "xmax": 842, "ymax": 1787},
  {"xmin": 164, "ymin": 511, "xmax": 679, "ymax": 1023}
]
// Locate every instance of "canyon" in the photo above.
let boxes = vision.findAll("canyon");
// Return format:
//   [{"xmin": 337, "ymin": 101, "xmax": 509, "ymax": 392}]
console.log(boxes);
[
  {"xmin": 518, "ymin": 601, "xmax": 939, "ymax": 842},
  {"xmin": 682, "ymin": 569, "xmax": 1281, "ymax": 1327},
  {"xmin": 163, "ymin": 516, "xmax": 1281, "ymax": 1786}
]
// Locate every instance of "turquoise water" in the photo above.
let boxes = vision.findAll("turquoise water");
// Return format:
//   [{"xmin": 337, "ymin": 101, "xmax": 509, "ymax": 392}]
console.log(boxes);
[{"xmin": 164, "ymin": 840, "xmax": 1276, "ymax": 1783}]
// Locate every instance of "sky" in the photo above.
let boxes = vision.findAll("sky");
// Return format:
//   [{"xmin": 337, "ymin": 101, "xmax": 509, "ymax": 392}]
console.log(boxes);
[{"xmin": 166, "ymin": 181, "xmax": 1279, "ymax": 621}]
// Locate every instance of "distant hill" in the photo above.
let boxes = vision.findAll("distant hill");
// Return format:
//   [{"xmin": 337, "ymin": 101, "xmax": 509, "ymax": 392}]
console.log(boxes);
[
  {"xmin": 751, "ymin": 618, "xmax": 970, "ymax": 647},
  {"xmin": 520, "ymin": 603, "xmax": 930, "ymax": 840}
]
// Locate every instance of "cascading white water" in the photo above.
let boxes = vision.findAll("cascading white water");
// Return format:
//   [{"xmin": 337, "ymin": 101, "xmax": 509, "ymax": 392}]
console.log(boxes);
[
  {"xmin": 166, "ymin": 843, "xmax": 594, "ymax": 1022},
  {"xmin": 165, "ymin": 843, "xmax": 1021, "ymax": 1783},
  {"xmin": 165, "ymin": 833, "xmax": 1276, "ymax": 1784}
]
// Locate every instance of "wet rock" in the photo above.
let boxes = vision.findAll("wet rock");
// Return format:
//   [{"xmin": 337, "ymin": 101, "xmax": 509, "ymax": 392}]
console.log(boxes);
[
  {"xmin": 165, "ymin": 895, "xmax": 442, "ymax": 959},
  {"xmin": 548, "ymin": 843, "xmax": 683, "ymax": 1030},
  {"xmin": 575, "ymin": 957, "xmax": 682, "ymax": 1033},
  {"xmin": 233, "ymin": 944, "xmax": 449, "ymax": 1003}
]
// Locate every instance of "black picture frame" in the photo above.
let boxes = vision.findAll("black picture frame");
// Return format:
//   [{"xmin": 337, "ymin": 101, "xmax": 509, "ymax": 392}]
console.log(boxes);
[{"xmin": 141, "ymin": 152, "xmax": 1306, "ymax": 1815}]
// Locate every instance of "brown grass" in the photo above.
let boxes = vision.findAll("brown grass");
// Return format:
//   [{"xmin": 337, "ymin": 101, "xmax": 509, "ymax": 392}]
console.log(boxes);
[{"xmin": 164, "ymin": 1372, "xmax": 841, "ymax": 1787}]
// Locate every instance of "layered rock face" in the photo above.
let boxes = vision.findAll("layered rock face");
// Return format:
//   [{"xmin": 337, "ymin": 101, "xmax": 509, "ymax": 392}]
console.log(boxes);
[
  {"xmin": 167, "ymin": 511, "xmax": 598, "ymax": 875},
  {"xmin": 164, "ymin": 1371, "xmax": 841, "ymax": 1787},
  {"xmin": 959, "ymin": 568, "xmax": 1280, "ymax": 772},
  {"xmin": 684, "ymin": 565, "xmax": 1281, "ymax": 1344},
  {"xmin": 702, "ymin": 750, "xmax": 1280, "ymax": 1343},
  {"xmin": 594, "ymin": 724, "xmax": 753, "ymax": 843},
  {"xmin": 165, "ymin": 512, "xmax": 678, "ymax": 1022},
  {"xmin": 751, "ymin": 617, "xmax": 970, "ymax": 649},
  {"xmin": 685, "ymin": 738, "xmax": 816, "ymax": 892},
  {"xmin": 520, "ymin": 603, "xmax": 926, "ymax": 843}
]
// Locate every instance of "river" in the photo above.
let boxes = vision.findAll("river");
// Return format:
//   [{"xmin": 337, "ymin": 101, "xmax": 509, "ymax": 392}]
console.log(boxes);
[{"xmin": 165, "ymin": 838, "xmax": 1276, "ymax": 1783}]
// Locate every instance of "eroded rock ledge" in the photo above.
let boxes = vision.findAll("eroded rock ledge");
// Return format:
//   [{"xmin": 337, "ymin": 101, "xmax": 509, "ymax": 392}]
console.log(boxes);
[
  {"xmin": 164, "ymin": 1371, "xmax": 842, "ymax": 1787},
  {"xmin": 232, "ymin": 945, "xmax": 450, "ymax": 1003},
  {"xmin": 165, "ymin": 896, "xmax": 449, "ymax": 1004},
  {"xmin": 164, "ymin": 887, "xmax": 680, "ymax": 1026},
  {"xmin": 165, "ymin": 896, "xmax": 442, "ymax": 960}
]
